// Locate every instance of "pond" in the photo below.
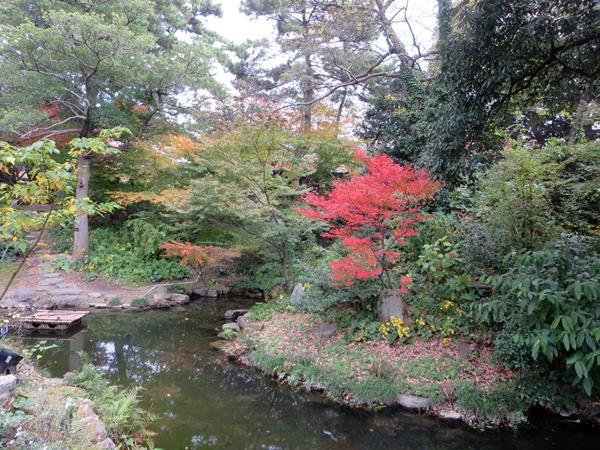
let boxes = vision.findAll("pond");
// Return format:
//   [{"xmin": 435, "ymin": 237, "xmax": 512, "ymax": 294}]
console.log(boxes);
[{"xmin": 26, "ymin": 299, "xmax": 599, "ymax": 450}]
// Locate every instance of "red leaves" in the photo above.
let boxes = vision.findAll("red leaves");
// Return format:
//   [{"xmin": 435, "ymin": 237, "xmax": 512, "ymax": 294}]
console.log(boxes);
[
  {"xmin": 160, "ymin": 241, "xmax": 239, "ymax": 271},
  {"xmin": 300, "ymin": 151, "xmax": 440, "ymax": 287}
]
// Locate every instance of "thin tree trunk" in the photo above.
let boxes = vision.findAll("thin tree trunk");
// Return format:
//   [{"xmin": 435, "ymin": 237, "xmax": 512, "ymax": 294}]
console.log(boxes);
[
  {"xmin": 568, "ymin": 100, "xmax": 587, "ymax": 145},
  {"xmin": 336, "ymin": 88, "xmax": 348, "ymax": 125},
  {"xmin": 72, "ymin": 157, "xmax": 91, "ymax": 259},
  {"xmin": 282, "ymin": 247, "xmax": 291, "ymax": 292},
  {"xmin": 302, "ymin": 53, "xmax": 314, "ymax": 130},
  {"xmin": 0, "ymin": 207, "xmax": 53, "ymax": 302}
]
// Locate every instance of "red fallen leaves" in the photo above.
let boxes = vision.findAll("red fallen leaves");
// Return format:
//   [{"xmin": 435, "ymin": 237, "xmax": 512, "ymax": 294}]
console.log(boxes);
[{"xmin": 300, "ymin": 151, "xmax": 440, "ymax": 287}]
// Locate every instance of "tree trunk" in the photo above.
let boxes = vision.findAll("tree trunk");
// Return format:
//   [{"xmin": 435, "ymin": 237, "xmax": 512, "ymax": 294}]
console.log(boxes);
[
  {"xmin": 373, "ymin": 0, "xmax": 411, "ymax": 66},
  {"xmin": 302, "ymin": 53, "xmax": 314, "ymax": 130},
  {"xmin": 301, "ymin": 2, "xmax": 314, "ymax": 131},
  {"xmin": 72, "ymin": 156, "xmax": 91, "ymax": 259},
  {"xmin": 282, "ymin": 247, "xmax": 291, "ymax": 292},
  {"xmin": 568, "ymin": 99, "xmax": 587, "ymax": 145}
]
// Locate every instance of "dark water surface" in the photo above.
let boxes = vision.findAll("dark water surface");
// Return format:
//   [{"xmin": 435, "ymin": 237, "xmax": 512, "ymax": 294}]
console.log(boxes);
[{"xmin": 26, "ymin": 299, "xmax": 599, "ymax": 450}]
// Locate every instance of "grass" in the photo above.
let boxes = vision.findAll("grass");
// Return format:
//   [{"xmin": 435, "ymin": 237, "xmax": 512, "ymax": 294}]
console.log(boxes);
[{"xmin": 231, "ymin": 310, "xmax": 528, "ymax": 427}]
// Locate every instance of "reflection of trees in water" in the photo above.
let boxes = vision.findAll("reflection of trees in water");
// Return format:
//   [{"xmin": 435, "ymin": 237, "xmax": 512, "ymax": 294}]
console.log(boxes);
[{"xmin": 42, "ymin": 307, "xmax": 595, "ymax": 450}]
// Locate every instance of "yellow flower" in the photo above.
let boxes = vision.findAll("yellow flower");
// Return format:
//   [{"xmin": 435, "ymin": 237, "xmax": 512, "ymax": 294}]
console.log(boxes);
[
  {"xmin": 415, "ymin": 317, "xmax": 426, "ymax": 327},
  {"xmin": 441, "ymin": 300, "xmax": 455, "ymax": 310}
]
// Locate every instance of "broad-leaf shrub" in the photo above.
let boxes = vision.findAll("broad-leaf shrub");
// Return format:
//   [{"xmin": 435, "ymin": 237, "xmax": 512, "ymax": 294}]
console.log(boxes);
[
  {"xmin": 542, "ymin": 140, "xmax": 600, "ymax": 235},
  {"xmin": 477, "ymin": 236, "xmax": 600, "ymax": 395},
  {"xmin": 405, "ymin": 237, "xmax": 477, "ymax": 339},
  {"xmin": 79, "ymin": 228, "xmax": 189, "ymax": 283},
  {"xmin": 474, "ymin": 143, "xmax": 558, "ymax": 252}
]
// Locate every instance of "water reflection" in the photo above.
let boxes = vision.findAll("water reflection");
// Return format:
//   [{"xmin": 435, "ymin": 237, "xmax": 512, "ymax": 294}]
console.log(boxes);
[{"xmin": 29, "ymin": 300, "xmax": 600, "ymax": 450}]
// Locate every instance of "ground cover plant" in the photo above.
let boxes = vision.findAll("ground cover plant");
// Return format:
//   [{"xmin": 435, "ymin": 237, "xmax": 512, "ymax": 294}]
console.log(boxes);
[{"xmin": 229, "ymin": 311, "xmax": 524, "ymax": 427}]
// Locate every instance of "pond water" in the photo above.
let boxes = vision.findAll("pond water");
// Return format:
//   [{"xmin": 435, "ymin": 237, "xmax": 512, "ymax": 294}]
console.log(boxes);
[{"xmin": 26, "ymin": 299, "xmax": 599, "ymax": 450}]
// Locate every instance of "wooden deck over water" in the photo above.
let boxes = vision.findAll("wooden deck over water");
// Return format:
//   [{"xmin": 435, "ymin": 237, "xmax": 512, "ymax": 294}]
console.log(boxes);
[{"xmin": 18, "ymin": 310, "xmax": 88, "ymax": 332}]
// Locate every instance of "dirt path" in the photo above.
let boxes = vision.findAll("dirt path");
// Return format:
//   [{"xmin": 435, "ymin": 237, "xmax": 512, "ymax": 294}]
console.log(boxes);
[{"xmin": 0, "ymin": 235, "xmax": 150, "ymax": 311}]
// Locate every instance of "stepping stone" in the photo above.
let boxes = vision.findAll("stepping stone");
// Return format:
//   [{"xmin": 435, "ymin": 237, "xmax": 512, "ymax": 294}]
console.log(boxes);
[
  {"xmin": 222, "ymin": 322, "xmax": 240, "ymax": 332},
  {"xmin": 224, "ymin": 309, "xmax": 249, "ymax": 320},
  {"xmin": 90, "ymin": 303, "xmax": 109, "ymax": 309},
  {"xmin": 15, "ymin": 288, "xmax": 36, "ymax": 300},
  {"xmin": 42, "ymin": 272, "xmax": 62, "ymax": 278},
  {"xmin": 48, "ymin": 288, "xmax": 82, "ymax": 296},
  {"xmin": 38, "ymin": 278, "xmax": 63, "ymax": 286}
]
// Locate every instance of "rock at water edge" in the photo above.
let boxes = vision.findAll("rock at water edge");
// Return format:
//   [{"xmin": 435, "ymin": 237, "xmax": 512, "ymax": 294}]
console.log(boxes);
[
  {"xmin": 224, "ymin": 309, "xmax": 249, "ymax": 320},
  {"xmin": 396, "ymin": 394, "xmax": 431, "ymax": 410},
  {"xmin": 222, "ymin": 322, "xmax": 240, "ymax": 332}
]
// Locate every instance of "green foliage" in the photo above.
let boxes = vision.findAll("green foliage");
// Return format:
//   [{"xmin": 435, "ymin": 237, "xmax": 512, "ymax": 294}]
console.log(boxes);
[
  {"xmin": 221, "ymin": 328, "xmax": 237, "ymax": 339},
  {"xmin": 108, "ymin": 298, "xmax": 122, "ymax": 306},
  {"xmin": 361, "ymin": 69, "xmax": 429, "ymax": 164},
  {"xmin": 68, "ymin": 362, "xmax": 155, "ymax": 443},
  {"xmin": 0, "ymin": 0, "xmax": 223, "ymax": 138},
  {"xmin": 75, "ymin": 227, "xmax": 189, "ymax": 283},
  {"xmin": 23, "ymin": 340, "xmax": 58, "ymax": 361},
  {"xmin": 474, "ymin": 143, "xmax": 558, "ymax": 252},
  {"xmin": 477, "ymin": 236, "xmax": 600, "ymax": 395},
  {"xmin": 181, "ymin": 120, "xmax": 344, "ymax": 288},
  {"xmin": 0, "ymin": 139, "xmax": 76, "ymax": 261},
  {"xmin": 542, "ymin": 140, "xmax": 600, "ymax": 235},
  {"xmin": 167, "ymin": 283, "xmax": 186, "ymax": 294},
  {"xmin": 326, "ymin": 307, "xmax": 380, "ymax": 343},
  {"xmin": 455, "ymin": 382, "xmax": 526, "ymax": 428},
  {"xmin": 131, "ymin": 297, "xmax": 150, "ymax": 308},
  {"xmin": 247, "ymin": 301, "xmax": 285, "ymax": 322},
  {"xmin": 405, "ymin": 237, "xmax": 477, "ymax": 339}
]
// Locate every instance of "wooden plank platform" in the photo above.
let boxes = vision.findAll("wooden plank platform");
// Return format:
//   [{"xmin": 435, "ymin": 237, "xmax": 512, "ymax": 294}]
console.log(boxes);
[{"xmin": 18, "ymin": 310, "xmax": 88, "ymax": 332}]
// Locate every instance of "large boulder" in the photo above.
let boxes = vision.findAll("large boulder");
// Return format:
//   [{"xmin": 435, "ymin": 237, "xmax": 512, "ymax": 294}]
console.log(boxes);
[
  {"xmin": 377, "ymin": 288, "xmax": 408, "ymax": 322},
  {"xmin": 169, "ymin": 293, "xmax": 190, "ymax": 305},
  {"xmin": 288, "ymin": 283, "xmax": 306, "ymax": 306},
  {"xmin": 0, "ymin": 375, "xmax": 17, "ymax": 405}
]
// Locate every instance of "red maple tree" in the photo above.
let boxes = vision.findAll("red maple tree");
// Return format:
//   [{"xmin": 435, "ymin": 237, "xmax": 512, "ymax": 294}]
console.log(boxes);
[{"xmin": 299, "ymin": 151, "xmax": 440, "ymax": 288}]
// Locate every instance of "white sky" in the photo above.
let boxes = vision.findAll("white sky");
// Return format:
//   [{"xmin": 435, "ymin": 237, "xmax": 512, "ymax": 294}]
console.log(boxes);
[
  {"xmin": 205, "ymin": 1, "xmax": 273, "ymax": 43},
  {"xmin": 205, "ymin": 0, "xmax": 438, "ymax": 50},
  {"xmin": 204, "ymin": 1, "xmax": 438, "ymax": 92}
]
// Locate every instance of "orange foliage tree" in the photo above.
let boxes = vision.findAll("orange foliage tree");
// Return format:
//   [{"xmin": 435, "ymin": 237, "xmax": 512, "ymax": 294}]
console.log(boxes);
[{"xmin": 160, "ymin": 241, "xmax": 240, "ymax": 286}]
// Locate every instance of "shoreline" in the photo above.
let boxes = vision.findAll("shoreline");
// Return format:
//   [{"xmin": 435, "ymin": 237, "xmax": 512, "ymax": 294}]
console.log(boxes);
[{"xmin": 218, "ymin": 310, "xmax": 600, "ymax": 430}]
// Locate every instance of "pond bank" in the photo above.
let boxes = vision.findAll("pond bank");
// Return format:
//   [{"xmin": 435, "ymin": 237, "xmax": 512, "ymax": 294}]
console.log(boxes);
[
  {"xmin": 221, "ymin": 309, "xmax": 600, "ymax": 430},
  {"xmin": 0, "ymin": 343, "xmax": 118, "ymax": 449},
  {"xmin": 19, "ymin": 299, "xmax": 600, "ymax": 449}
]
